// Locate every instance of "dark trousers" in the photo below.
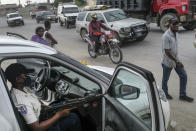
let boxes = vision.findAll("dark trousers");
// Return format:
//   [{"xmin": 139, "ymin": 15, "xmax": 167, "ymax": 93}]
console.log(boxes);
[
  {"xmin": 162, "ymin": 64, "xmax": 187, "ymax": 96},
  {"xmin": 47, "ymin": 113, "xmax": 82, "ymax": 131}
]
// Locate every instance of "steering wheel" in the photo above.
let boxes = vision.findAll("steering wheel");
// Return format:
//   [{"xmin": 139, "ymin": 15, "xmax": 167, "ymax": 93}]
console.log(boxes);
[{"xmin": 33, "ymin": 67, "xmax": 50, "ymax": 92}]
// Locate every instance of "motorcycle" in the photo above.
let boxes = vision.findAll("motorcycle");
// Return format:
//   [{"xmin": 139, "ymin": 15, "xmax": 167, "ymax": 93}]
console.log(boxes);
[{"xmin": 85, "ymin": 31, "xmax": 123, "ymax": 64}]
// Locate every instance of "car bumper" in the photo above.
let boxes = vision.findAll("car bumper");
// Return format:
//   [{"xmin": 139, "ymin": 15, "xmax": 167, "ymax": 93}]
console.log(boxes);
[
  {"xmin": 46, "ymin": 18, "xmax": 58, "ymax": 22},
  {"xmin": 119, "ymin": 29, "xmax": 148, "ymax": 40},
  {"xmin": 9, "ymin": 20, "xmax": 23, "ymax": 25},
  {"xmin": 180, "ymin": 14, "xmax": 196, "ymax": 22},
  {"xmin": 67, "ymin": 19, "xmax": 76, "ymax": 24}
]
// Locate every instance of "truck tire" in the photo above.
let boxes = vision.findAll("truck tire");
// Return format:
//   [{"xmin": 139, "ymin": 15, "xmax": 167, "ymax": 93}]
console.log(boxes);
[
  {"xmin": 160, "ymin": 13, "xmax": 177, "ymax": 32},
  {"xmin": 80, "ymin": 29, "xmax": 88, "ymax": 42},
  {"xmin": 183, "ymin": 22, "xmax": 196, "ymax": 30}
]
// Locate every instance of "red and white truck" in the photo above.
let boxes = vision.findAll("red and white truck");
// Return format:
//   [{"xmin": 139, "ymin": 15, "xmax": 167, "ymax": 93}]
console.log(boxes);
[{"xmin": 97, "ymin": 0, "xmax": 196, "ymax": 31}]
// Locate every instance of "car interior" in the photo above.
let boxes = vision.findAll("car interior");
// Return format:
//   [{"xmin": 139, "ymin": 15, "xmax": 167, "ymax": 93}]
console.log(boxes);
[{"xmin": 0, "ymin": 58, "xmax": 103, "ymax": 131}]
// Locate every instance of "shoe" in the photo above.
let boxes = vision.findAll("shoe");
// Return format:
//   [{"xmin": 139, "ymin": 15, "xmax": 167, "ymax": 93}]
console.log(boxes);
[
  {"xmin": 179, "ymin": 95, "xmax": 194, "ymax": 102},
  {"xmin": 166, "ymin": 93, "xmax": 173, "ymax": 100}
]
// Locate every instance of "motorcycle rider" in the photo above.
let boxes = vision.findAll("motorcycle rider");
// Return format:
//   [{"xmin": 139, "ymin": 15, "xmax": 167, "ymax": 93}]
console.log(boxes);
[{"xmin": 89, "ymin": 12, "xmax": 112, "ymax": 53}]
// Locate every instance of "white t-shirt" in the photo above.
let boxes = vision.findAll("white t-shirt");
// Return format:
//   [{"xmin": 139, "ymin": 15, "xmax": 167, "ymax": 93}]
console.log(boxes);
[
  {"xmin": 162, "ymin": 28, "xmax": 179, "ymax": 68},
  {"xmin": 44, "ymin": 31, "xmax": 54, "ymax": 47},
  {"xmin": 11, "ymin": 88, "xmax": 41, "ymax": 124}
]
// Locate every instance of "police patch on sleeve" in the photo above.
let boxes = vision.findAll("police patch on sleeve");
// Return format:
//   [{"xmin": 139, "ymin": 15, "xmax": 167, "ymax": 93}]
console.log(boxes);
[{"xmin": 18, "ymin": 105, "xmax": 28, "ymax": 115}]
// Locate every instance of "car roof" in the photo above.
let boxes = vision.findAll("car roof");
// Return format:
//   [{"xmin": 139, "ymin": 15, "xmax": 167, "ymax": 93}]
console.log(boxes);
[
  {"xmin": 7, "ymin": 13, "xmax": 19, "ymax": 16},
  {"xmin": 62, "ymin": 5, "xmax": 78, "ymax": 8},
  {"xmin": 37, "ymin": 10, "xmax": 52, "ymax": 13},
  {"xmin": 80, "ymin": 8, "xmax": 120, "ymax": 14},
  {"xmin": 0, "ymin": 36, "xmax": 57, "ymax": 55}
]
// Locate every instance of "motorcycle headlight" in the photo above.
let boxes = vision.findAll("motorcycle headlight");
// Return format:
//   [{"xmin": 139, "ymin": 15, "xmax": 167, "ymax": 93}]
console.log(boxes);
[{"xmin": 182, "ymin": 5, "xmax": 186, "ymax": 12}]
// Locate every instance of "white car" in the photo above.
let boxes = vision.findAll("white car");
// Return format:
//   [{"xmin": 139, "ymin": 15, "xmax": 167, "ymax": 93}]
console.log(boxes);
[
  {"xmin": 6, "ymin": 12, "xmax": 24, "ymax": 26},
  {"xmin": 76, "ymin": 7, "xmax": 149, "ymax": 46},
  {"xmin": 0, "ymin": 34, "xmax": 168, "ymax": 131},
  {"xmin": 57, "ymin": 4, "xmax": 79, "ymax": 28}
]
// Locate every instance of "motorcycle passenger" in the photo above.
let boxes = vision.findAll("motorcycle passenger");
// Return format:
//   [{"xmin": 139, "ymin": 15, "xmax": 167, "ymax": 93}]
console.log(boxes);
[{"xmin": 89, "ymin": 12, "xmax": 111, "ymax": 53}]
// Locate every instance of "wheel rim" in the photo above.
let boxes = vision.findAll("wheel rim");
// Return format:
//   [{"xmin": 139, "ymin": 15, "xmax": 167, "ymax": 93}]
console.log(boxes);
[
  {"xmin": 109, "ymin": 46, "xmax": 122, "ymax": 64},
  {"xmin": 88, "ymin": 44, "xmax": 96, "ymax": 58},
  {"xmin": 161, "ymin": 18, "xmax": 170, "ymax": 31},
  {"xmin": 81, "ymin": 30, "xmax": 87, "ymax": 40}
]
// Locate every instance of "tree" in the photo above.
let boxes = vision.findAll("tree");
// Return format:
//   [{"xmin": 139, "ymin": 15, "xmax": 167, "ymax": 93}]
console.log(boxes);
[
  {"xmin": 75, "ymin": 0, "xmax": 86, "ymax": 6},
  {"xmin": 54, "ymin": 0, "xmax": 73, "ymax": 7}
]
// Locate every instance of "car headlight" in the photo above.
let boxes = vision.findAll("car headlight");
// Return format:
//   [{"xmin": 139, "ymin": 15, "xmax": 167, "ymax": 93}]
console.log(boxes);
[
  {"xmin": 159, "ymin": 89, "xmax": 167, "ymax": 102},
  {"xmin": 124, "ymin": 27, "xmax": 131, "ymax": 32},
  {"xmin": 119, "ymin": 28, "xmax": 125, "ymax": 33},
  {"xmin": 48, "ymin": 17, "xmax": 51, "ymax": 19},
  {"xmin": 182, "ymin": 5, "xmax": 186, "ymax": 12}
]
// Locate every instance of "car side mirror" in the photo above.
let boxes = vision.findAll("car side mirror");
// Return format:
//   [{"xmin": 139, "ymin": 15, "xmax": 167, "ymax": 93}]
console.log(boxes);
[{"xmin": 119, "ymin": 85, "xmax": 140, "ymax": 100}]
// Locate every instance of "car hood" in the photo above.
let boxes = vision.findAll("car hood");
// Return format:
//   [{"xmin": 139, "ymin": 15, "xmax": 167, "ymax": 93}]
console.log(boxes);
[
  {"xmin": 8, "ymin": 16, "xmax": 22, "ymax": 21},
  {"xmin": 46, "ymin": 15, "xmax": 56, "ymax": 18},
  {"xmin": 63, "ymin": 13, "xmax": 78, "ymax": 17},
  {"xmin": 107, "ymin": 18, "xmax": 146, "ymax": 28}
]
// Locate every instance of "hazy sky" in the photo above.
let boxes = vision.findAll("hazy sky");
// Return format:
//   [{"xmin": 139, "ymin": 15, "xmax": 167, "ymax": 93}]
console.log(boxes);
[{"xmin": 1, "ymin": 0, "xmax": 54, "ymax": 5}]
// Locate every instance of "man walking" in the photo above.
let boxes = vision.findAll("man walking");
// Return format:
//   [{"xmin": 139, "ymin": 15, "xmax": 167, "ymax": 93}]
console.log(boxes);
[{"xmin": 161, "ymin": 18, "xmax": 194, "ymax": 102}]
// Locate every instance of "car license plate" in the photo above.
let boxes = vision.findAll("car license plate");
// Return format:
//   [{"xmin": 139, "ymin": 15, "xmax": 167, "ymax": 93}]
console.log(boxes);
[{"xmin": 137, "ymin": 32, "xmax": 142, "ymax": 37}]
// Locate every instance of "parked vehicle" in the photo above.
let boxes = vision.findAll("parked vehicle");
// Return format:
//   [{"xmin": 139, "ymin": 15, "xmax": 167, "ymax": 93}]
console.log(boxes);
[
  {"xmin": 97, "ymin": 0, "xmax": 196, "ymax": 32},
  {"xmin": 6, "ymin": 12, "xmax": 24, "ymax": 26},
  {"xmin": 85, "ymin": 30, "xmax": 123, "ymax": 64},
  {"xmin": 58, "ymin": 4, "xmax": 79, "ymax": 28},
  {"xmin": 36, "ymin": 11, "xmax": 58, "ymax": 23},
  {"xmin": 0, "ymin": 34, "xmax": 169, "ymax": 131},
  {"xmin": 76, "ymin": 6, "xmax": 149, "ymax": 46}
]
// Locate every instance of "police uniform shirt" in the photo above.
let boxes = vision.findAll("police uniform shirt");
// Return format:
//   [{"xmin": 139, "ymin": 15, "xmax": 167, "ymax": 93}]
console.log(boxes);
[{"xmin": 11, "ymin": 88, "xmax": 41, "ymax": 124}]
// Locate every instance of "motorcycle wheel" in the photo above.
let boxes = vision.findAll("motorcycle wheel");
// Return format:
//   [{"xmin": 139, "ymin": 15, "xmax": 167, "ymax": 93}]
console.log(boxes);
[
  {"xmin": 88, "ymin": 43, "xmax": 97, "ymax": 58},
  {"xmin": 109, "ymin": 44, "xmax": 123, "ymax": 64}
]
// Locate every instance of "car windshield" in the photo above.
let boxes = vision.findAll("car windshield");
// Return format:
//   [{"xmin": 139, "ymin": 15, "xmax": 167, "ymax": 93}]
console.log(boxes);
[
  {"xmin": 9, "ymin": 14, "xmax": 20, "ymax": 18},
  {"xmin": 43, "ymin": 11, "xmax": 53, "ymax": 15},
  {"xmin": 104, "ymin": 9, "xmax": 127, "ymax": 22},
  {"xmin": 63, "ymin": 7, "xmax": 79, "ymax": 13}
]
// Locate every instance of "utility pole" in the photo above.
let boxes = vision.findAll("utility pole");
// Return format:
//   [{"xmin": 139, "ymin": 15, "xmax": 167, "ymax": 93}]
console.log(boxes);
[
  {"xmin": 47, "ymin": 0, "xmax": 50, "ymax": 10},
  {"xmin": 19, "ymin": 0, "xmax": 21, "ymax": 6}
]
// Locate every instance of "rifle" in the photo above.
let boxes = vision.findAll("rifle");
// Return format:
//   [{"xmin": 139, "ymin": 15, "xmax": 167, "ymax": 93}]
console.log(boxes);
[{"xmin": 39, "ymin": 93, "xmax": 103, "ymax": 121}]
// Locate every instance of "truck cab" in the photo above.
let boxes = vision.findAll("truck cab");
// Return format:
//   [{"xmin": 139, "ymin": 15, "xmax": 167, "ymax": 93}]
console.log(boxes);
[
  {"xmin": 58, "ymin": 4, "xmax": 79, "ymax": 28},
  {"xmin": 153, "ymin": 0, "xmax": 196, "ymax": 31},
  {"xmin": 96, "ymin": 0, "xmax": 196, "ymax": 31}
]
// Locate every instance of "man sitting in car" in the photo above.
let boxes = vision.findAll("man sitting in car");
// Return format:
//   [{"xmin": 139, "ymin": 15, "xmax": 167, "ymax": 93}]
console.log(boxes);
[{"xmin": 5, "ymin": 63, "xmax": 82, "ymax": 131}]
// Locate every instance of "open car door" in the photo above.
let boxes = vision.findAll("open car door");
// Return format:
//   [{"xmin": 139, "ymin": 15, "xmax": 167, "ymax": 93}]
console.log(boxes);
[{"xmin": 104, "ymin": 62, "xmax": 165, "ymax": 131}]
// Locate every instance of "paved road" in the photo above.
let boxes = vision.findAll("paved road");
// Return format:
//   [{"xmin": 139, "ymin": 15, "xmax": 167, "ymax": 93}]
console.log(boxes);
[{"xmin": 0, "ymin": 17, "xmax": 196, "ymax": 131}]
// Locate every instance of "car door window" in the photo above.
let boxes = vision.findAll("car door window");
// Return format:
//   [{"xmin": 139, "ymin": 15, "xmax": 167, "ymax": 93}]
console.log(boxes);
[
  {"xmin": 77, "ymin": 12, "xmax": 87, "ymax": 21},
  {"xmin": 111, "ymin": 69, "xmax": 152, "ymax": 128},
  {"xmin": 86, "ymin": 13, "xmax": 105, "ymax": 23}
]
